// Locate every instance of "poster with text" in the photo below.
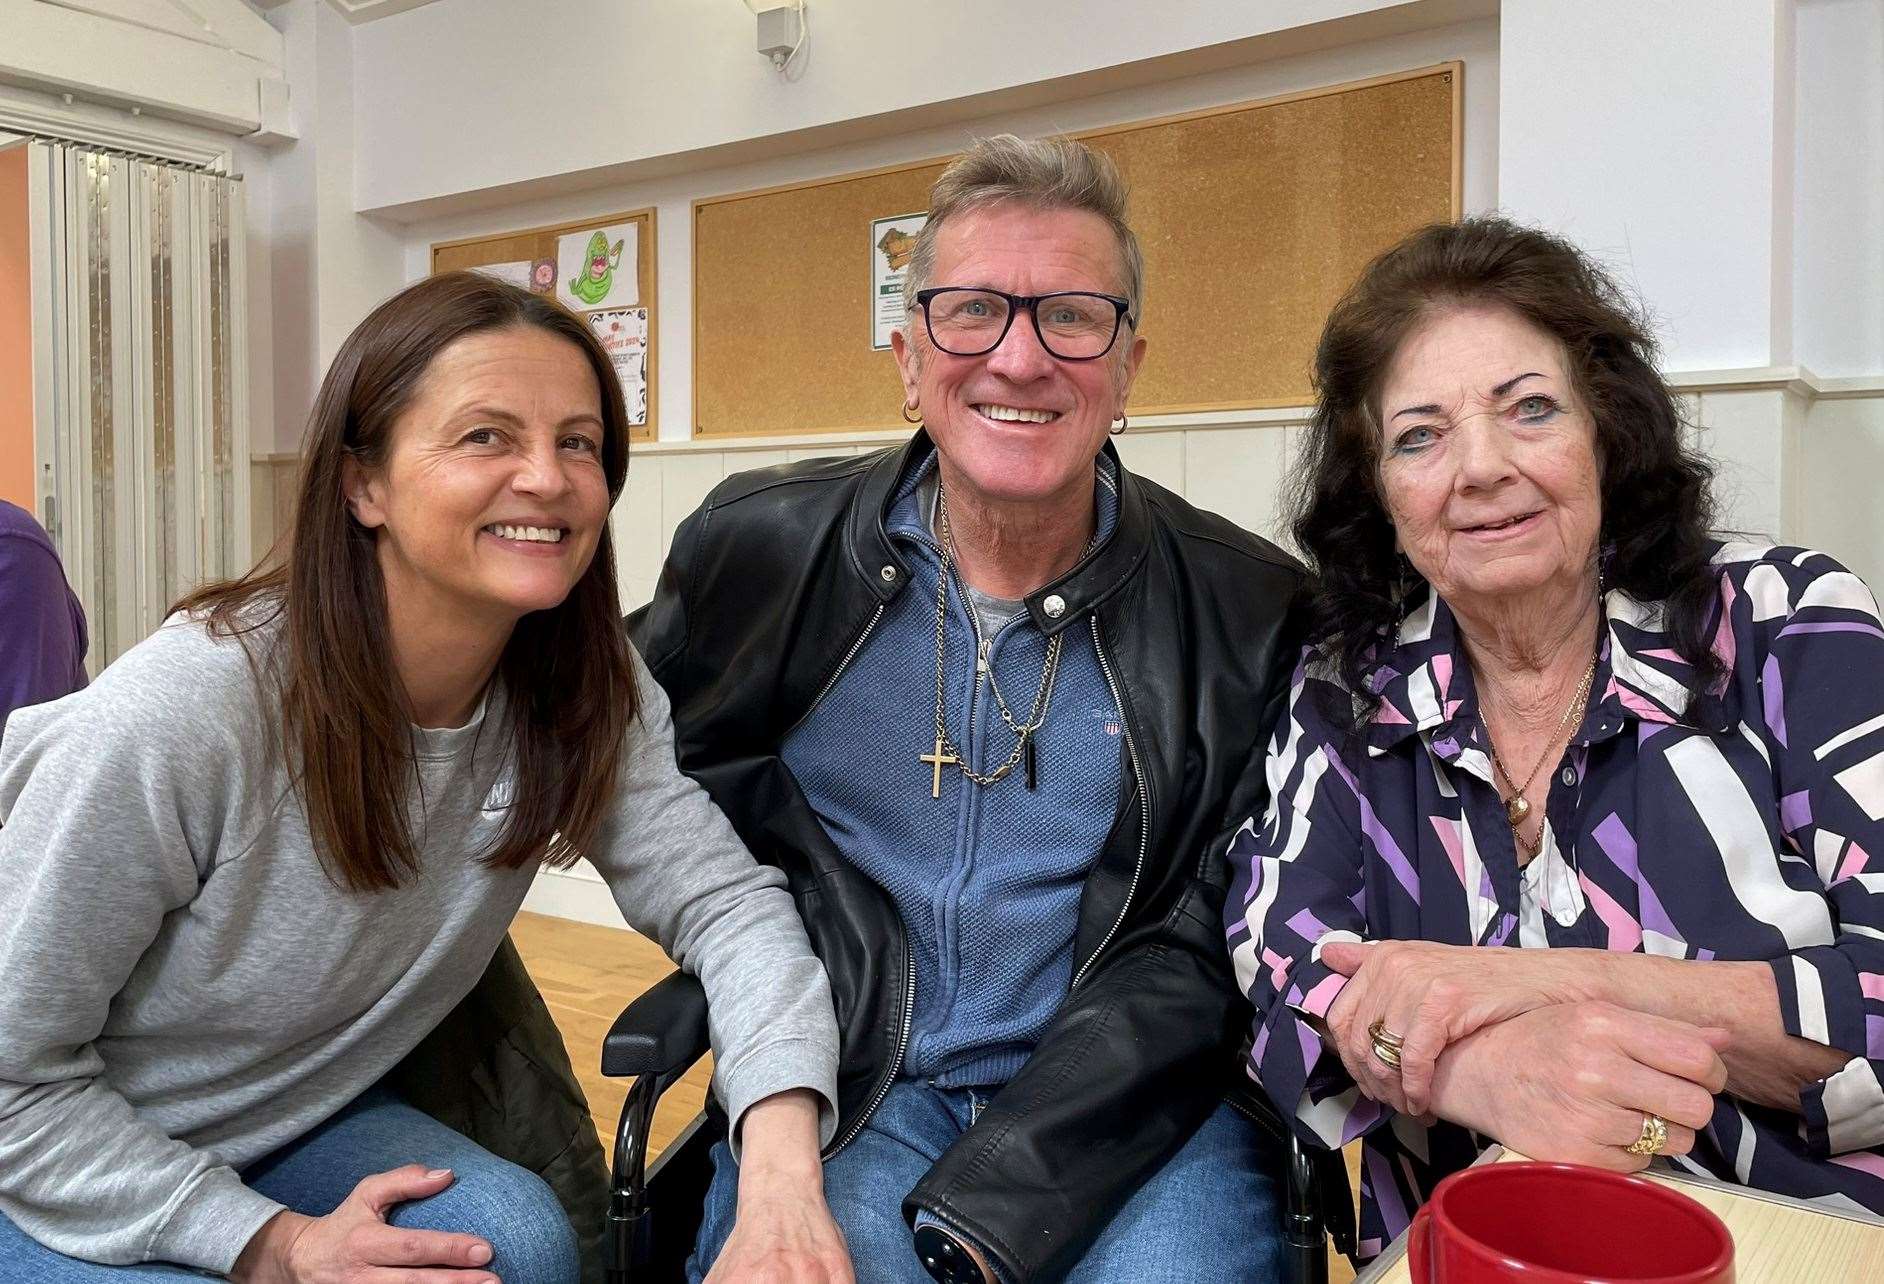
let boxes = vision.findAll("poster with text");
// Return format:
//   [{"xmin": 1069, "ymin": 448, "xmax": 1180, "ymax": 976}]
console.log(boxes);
[
  {"xmin": 558, "ymin": 224, "xmax": 639, "ymax": 312},
  {"xmin": 588, "ymin": 307, "xmax": 649, "ymax": 427},
  {"xmin": 871, "ymin": 211, "xmax": 927, "ymax": 350}
]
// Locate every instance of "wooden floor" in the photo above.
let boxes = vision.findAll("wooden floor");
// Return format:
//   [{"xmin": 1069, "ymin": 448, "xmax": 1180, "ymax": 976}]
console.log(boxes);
[
  {"xmin": 509, "ymin": 911, "xmax": 712, "ymax": 1161},
  {"xmin": 510, "ymin": 910, "xmax": 1357, "ymax": 1283}
]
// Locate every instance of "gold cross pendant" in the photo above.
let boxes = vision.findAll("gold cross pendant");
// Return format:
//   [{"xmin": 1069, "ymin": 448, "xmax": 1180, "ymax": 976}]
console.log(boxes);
[{"xmin": 919, "ymin": 737, "xmax": 959, "ymax": 799}]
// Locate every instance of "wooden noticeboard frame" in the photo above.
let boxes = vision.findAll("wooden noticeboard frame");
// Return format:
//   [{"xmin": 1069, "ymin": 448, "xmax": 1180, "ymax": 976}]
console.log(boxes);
[
  {"xmin": 692, "ymin": 63, "xmax": 1462, "ymax": 439},
  {"xmin": 431, "ymin": 209, "xmax": 657, "ymax": 441}
]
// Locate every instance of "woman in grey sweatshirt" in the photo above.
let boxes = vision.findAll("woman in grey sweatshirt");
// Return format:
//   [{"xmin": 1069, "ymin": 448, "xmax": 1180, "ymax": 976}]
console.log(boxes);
[{"xmin": 0, "ymin": 274, "xmax": 848, "ymax": 1284}]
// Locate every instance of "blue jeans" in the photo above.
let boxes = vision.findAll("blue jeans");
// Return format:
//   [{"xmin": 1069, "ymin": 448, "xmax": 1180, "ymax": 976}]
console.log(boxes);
[
  {"xmin": 0, "ymin": 1087, "xmax": 578, "ymax": 1282},
  {"xmin": 689, "ymin": 1079, "xmax": 1283, "ymax": 1283}
]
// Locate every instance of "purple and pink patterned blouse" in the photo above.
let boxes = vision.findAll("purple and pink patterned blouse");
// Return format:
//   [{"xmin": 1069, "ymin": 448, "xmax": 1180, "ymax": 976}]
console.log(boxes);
[{"xmin": 1226, "ymin": 542, "xmax": 1884, "ymax": 1257}]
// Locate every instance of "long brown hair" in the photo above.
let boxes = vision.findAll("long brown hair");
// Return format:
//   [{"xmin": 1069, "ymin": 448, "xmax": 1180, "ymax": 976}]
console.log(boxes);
[
  {"xmin": 1290, "ymin": 216, "xmax": 1721, "ymax": 729},
  {"xmin": 177, "ymin": 271, "xmax": 638, "ymax": 892}
]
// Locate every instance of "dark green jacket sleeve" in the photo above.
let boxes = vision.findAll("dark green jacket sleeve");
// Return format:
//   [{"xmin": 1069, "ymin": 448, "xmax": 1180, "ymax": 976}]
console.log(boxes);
[{"xmin": 391, "ymin": 937, "xmax": 611, "ymax": 1284}]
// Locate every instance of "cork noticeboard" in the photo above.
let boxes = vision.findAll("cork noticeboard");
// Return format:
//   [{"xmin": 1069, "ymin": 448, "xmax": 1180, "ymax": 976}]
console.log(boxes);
[
  {"xmin": 431, "ymin": 209, "xmax": 657, "ymax": 441},
  {"xmin": 692, "ymin": 64, "xmax": 1461, "ymax": 439}
]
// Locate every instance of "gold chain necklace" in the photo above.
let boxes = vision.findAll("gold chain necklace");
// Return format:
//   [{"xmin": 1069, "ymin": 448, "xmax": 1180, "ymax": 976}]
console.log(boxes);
[
  {"xmin": 1482, "ymin": 647, "xmax": 1600, "ymax": 854},
  {"xmin": 917, "ymin": 486, "xmax": 1074, "ymax": 799}
]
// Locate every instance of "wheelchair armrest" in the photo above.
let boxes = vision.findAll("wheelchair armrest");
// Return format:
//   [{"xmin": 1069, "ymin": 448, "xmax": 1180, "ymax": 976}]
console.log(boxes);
[
  {"xmin": 604, "ymin": 970, "xmax": 713, "ymax": 1281},
  {"xmin": 602, "ymin": 969, "xmax": 711, "ymax": 1080}
]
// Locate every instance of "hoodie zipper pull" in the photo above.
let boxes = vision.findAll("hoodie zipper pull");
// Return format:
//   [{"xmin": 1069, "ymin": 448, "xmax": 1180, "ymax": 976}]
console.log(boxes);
[{"xmin": 976, "ymin": 638, "xmax": 990, "ymax": 676}]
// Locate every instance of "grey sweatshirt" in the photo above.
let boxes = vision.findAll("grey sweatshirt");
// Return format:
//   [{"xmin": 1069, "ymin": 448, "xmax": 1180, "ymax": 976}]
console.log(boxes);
[{"xmin": 0, "ymin": 615, "xmax": 838, "ymax": 1272}]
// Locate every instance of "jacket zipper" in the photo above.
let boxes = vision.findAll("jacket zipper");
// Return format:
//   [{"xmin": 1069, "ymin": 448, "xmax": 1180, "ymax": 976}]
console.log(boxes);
[
  {"xmin": 828, "ymin": 919, "xmax": 915, "ymax": 1158},
  {"xmin": 1069, "ymin": 614, "xmax": 1149, "ymax": 992},
  {"xmin": 785, "ymin": 603, "xmax": 886, "ymax": 737}
]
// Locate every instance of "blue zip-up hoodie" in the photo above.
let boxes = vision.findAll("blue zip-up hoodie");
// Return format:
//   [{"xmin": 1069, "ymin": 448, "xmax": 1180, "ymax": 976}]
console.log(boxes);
[{"xmin": 781, "ymin": 454, "xmax": 1124, "ymax": 1087}]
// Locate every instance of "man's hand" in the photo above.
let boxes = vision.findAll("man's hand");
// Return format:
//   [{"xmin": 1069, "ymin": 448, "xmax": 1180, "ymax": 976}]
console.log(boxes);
[
  {"xmin": 1426, "ymin": 1001, "xmax": 1729, "ymax": 1171},
  {"xmin": 706, "ymin": 1089, "xmax": 853, "ymax": 1283},
  {"xmin": 230, "ymin": 1166, "xmax": 497, "ymax": 1283},
  {"xmin": 1321, "ymin": 939, "xmax": 1585, "ymax": 1116}
]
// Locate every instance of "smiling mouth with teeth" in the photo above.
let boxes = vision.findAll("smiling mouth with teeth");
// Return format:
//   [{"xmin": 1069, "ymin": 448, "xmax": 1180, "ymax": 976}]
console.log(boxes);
[
  {"xmin": 973, "ymin": 403, "xmax": 1060, "ymax": 424},
  {"xmin": 1465, "ymin": 511, "xmax": 1540, "ymax": 532},
  {"xmin": 484, "ymin": 523, "xmax": 566, "ymax": 544}
]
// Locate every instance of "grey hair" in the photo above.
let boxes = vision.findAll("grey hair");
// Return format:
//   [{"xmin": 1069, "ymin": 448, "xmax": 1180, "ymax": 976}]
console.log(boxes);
[{"xmin": 902, "ymin": 134, "xmax": 1145, "ymax": 326}]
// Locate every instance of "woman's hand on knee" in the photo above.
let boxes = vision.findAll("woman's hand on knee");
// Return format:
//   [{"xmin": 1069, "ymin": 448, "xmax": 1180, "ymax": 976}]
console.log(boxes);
[
  {"xmin": 1425, "ymin": 1001, "xmax": 1727, "ymax": 1170},
  {"xmin": 230, "ymin": 1164, "xmax": 498, "ymax": 1284},
  {"xmin": 1321, "ymin": 939, "xmax": 1588, "ymax": 1118}
]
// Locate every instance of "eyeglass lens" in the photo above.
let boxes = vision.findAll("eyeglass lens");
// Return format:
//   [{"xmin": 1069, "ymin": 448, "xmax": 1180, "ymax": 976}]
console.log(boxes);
[{"xmin": 924, "ymin": 290, "xmax": 1121, "ymax": 360}]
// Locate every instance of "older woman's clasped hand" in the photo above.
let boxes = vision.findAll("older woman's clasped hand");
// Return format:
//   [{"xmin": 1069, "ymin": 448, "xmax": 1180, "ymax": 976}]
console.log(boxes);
[
  {"xmin": 1427, "ymin": 1002, "xmax": 1729, "ymax": 1171},
  {"xmin": 1321, "ymin": 941, "xmax": 1731, "ymax": 1168},
  {"xmin": 1321, "ymin": 938, "xmax": 1588, "ymax": 1116}
]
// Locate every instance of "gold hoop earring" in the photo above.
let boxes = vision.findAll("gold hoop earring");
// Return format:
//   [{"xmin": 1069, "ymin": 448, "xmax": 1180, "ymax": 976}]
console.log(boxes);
[
  {"xmin": 1109, "ymin": 414, "xmax": 1128, "ymax": 437},
  {"xmin": 901, "ymin": 399, "xmax": 922, "ymax": 425}
]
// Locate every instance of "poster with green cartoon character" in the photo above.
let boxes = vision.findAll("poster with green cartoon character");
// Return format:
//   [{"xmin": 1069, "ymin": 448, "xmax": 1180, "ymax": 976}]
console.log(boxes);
[{"xmin": 556, "ymin": 223, "xmax": 638, "ymax": 311}]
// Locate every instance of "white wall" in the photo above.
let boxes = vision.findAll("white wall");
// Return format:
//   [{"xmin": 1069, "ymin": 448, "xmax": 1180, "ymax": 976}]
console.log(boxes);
[
  {"xmin": 1794, "ymin": 0, "xmax": 1884, "ymax": 377},
  {"xmin": 1499, "ymin": 0, "xmax": 1795, "ymax": 372},
  {"xmin": 263, "ymin": 0, "xmax": 404, "ymax": 455},
  {"xmin": 1802, "ymin": 394, "xmax": 1884, "ymax": 584},
  {"xmin": 350, "ymin": 0, "xmax": 1494, "ymax": 217}
]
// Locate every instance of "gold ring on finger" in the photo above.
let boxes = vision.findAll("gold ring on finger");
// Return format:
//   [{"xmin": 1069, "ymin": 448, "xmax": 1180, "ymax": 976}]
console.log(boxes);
[
  {"xmin": 1368, "ymin": 1019, "xmax": 1405, "ymax": 1069},
  {"xmin": 1624, "ymin": 1112, "xmax": 1668, "ymax": 1157}
]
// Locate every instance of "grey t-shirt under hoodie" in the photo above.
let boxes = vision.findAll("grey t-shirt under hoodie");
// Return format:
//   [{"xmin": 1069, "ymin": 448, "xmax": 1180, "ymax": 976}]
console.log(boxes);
[{"xmin": 0, "ymin": 614, "xmax": 838, "ymax": 1272}]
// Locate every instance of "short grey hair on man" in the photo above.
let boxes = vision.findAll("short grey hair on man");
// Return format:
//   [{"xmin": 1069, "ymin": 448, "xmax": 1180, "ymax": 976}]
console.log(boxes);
[{"xmin": 902, "ymin": 134, "xmax": 1145, "ymax": 326}]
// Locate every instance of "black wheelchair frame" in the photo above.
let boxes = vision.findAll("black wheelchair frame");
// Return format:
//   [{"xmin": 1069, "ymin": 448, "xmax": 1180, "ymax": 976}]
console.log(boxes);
[{"xmin": 599, "ymin": 971, "xmax": 1352, "ymax": 1284}]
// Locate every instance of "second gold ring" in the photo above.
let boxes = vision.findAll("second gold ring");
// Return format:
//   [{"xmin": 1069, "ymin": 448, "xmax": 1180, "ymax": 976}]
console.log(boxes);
[{"xmin": 1624, "ymin": 1112, "xmax": 1669, "ymax": 1157}]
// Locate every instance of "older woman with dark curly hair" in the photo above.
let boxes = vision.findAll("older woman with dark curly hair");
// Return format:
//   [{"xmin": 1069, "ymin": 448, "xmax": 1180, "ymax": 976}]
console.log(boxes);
[{"xmin": 1226, "ymin": 216, "xmax": 1884, "ymax": 1257}]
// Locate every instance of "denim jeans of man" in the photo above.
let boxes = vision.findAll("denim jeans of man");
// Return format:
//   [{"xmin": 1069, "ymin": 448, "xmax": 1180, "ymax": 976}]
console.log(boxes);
[
  {"xmin": 689, "ymin": 1078, "xmax": 1283, "ymax": 1283},
  {"xmin": 0, "ymin": 1087, "xmax": 579, "ymax": 1283}
]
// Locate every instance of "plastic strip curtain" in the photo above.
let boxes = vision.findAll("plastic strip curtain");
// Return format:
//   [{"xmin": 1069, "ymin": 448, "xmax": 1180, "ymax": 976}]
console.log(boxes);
[{"xmin": 30, "ymin": 142, "xmax": 247, "ymax": 671}]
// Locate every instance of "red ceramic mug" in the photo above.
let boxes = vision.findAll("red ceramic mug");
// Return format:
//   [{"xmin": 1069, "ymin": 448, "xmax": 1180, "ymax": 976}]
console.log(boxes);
[{"xmin": 1407, "ymin": 1162, "xmax": 1735, "ymax": 1282}]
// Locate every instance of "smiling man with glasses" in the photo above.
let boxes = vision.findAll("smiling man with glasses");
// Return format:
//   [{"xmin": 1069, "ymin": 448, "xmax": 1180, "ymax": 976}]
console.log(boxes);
[{"xmin": 634, "ymin": 134, "xmax": 1304, "ymax": 1284}]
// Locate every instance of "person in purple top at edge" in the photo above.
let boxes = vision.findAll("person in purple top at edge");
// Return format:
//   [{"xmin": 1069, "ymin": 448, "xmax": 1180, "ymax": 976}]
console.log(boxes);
[
  {"xmin": 0, "ymin": 499, "xmax": 88, "ymax": 734},
  {"xmin": 1226, "ymin": 216, "xmax": 1884, "ymax": 1263}
]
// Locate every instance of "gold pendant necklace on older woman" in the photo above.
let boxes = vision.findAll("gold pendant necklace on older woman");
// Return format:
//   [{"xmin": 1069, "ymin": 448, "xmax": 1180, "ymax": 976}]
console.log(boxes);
[
  {"xmin": 920, "ymin": 486, "xmax": 1073, "ymax": 799},
  {"xmin": 1483, "ymin": 648, "xmax": 1600, "ymax": 856}
]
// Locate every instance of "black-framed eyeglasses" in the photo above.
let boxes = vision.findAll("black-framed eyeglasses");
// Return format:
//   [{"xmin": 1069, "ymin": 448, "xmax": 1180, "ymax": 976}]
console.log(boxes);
[{"xmin": 911, "ymin": 287, "xmax": 1134, "ymax": 361}]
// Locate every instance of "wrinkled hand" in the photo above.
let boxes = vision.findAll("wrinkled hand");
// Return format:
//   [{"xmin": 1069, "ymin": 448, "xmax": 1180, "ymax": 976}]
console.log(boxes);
[
  {"xmin": 230, "ymin": 1166, "xmax": 497, "ymax": 1284},
  {"xmin": 704, "ymin": 1178, "xmax": 853, "ymax": 1283},
  {"xmin": 1427, "ymin": 1001, "xmax": 1729, "ymax": 1171},
  {"xmin": 1322, "ymin": 939, "xmax": 1584, "ymax": 1116}
]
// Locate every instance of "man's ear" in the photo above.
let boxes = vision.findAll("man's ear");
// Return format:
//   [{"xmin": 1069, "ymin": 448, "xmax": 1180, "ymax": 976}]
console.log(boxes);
[
  {"xmin": 1113, "ymin": 332, "xmax": 1147, "ymax": 407},
  {"xmin": 890, "ymin": 326, "xmax": 922, "ymax": 408},
  {"xmin": 341, "ymin": 455, "xmax": 387, "ymax": 531}
]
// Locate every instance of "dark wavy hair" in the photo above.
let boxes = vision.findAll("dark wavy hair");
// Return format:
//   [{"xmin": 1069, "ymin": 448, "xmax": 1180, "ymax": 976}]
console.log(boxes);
[
  {"xmin": 175, "ymin": 272, "xmax": 638, "ymax": 892},
  {"xmin": 1290, "ymin": 216, "xmax": 1722, "ymax": 727}
]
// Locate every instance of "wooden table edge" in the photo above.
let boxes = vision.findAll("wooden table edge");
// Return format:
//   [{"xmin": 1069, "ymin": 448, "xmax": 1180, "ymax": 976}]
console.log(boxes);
[{"xmin": 1349, "ymin": 1144, "xmax": 1884, "ymax": 1283}]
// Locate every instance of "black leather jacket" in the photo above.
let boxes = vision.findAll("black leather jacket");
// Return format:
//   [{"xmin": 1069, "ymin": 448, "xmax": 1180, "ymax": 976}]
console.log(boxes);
[{"xmin": 630, "ymin": 432, "xmax": 1304, "ymax": 1282}]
